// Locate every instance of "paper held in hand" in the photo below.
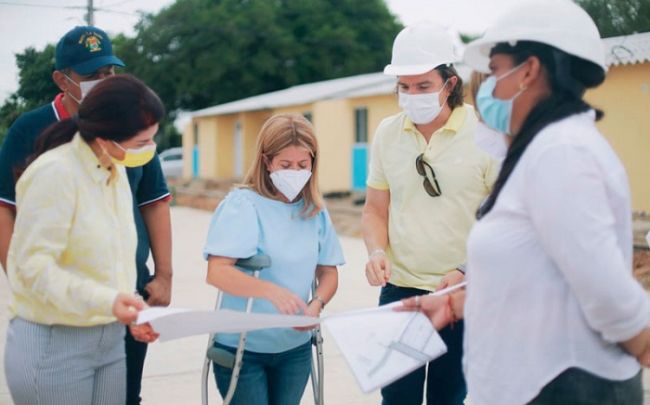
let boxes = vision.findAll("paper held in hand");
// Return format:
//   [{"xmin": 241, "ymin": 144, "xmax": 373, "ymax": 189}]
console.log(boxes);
[
  {"xmin": 136, "ymin": 282, "xmax": 465, "ymax": 392},
  {"xmin": 136, "ymin": 308, "xmax": 320, "ymax": 342}
]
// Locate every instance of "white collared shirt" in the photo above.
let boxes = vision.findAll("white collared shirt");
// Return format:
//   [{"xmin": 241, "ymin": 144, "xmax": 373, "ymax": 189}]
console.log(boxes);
[{"xmin": 465, "ymin": 111, "xmax": 649, "ymax": 405}]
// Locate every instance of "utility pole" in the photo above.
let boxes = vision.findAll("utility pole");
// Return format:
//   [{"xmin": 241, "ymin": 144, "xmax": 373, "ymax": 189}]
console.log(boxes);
[{"xmin": 86, "ymin": 0, "xmax": 94, "ymax": 26}]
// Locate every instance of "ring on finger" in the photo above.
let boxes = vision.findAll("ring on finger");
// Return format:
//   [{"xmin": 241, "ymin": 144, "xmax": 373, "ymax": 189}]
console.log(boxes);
[{"xmin": 415, "ymin": 295, "xmax": 420, "ymax": 308}]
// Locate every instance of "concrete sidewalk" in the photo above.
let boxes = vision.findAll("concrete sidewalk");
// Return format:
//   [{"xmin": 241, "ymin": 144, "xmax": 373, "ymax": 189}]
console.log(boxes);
[
  {"xmin": 134, "ymin": 207, "xmax": 380, "ymax": 404},
  {"xmin": 1, "ymin": 206, "xmax": 649, "ymax": 404},
  {"xmin": 0, "ymin": 206, "xmax": 381, "ymax": 404}
]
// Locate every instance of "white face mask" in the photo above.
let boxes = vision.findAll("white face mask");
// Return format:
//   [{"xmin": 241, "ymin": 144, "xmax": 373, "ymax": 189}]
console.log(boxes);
[
  {"xmin": 398, "ymin": 80, "xmax": 449, "ymax": 124},
  {"xmin": 269, "ymin": 169, "xmax": 312, "ymax": 201},
  {"xmin": 80, "ymin": 79, "xmax": 102, "ymax": 98},
  {"xmin": 64, "ymin": 74, "xmax": 103, "ymax": 104}
]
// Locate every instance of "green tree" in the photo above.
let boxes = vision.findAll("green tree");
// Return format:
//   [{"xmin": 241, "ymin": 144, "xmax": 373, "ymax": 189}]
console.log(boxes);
[
  {"xmin": 114, "ymin": 0, "xmax": 401, "ymax": 112},
  {"xmin": 0, "ymin": 44, "xmax": 58, "ymax": 145},
  {"xmin": 576, "ymin": 0, "xmax": 650, "ymax": 37},
  {"xmin": 1, "ymin": 0, "xmax": 401, "ymax": 148}
]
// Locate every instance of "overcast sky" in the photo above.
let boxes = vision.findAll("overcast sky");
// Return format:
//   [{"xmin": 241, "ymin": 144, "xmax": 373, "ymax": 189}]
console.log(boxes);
[{"xmin": 0, "ymin": 0, "xmax": 522, "ymax": 103}]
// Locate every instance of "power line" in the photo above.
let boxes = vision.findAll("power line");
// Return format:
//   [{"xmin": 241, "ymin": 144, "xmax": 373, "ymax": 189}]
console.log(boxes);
[
  {"xmin": 102, "ymin": 0, "xmax": 134, "ymax": 8},
  {"xmin": 0, "ymin": 1, "xmax": 137, "ymax": 16},
  {"xmin": 0, "ymin": 1, "xmax": 85, "ymax": 10}
]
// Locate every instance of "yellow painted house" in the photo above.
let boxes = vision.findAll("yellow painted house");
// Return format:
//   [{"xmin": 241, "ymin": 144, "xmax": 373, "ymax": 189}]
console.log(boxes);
[
  {"xmin": 182, "ymin": 31, "xmax": 650, "ymax": 210},
  {"xmin": 586, "ymin": 32, "xmax": 650, "ymax": 213},
  {"xmin": 181, "ymin": 67, "xmax": 470, "ymax": 192},
  {"xmin": 181, "ymin": 72, "xmax": 402, "ymax": 192}
]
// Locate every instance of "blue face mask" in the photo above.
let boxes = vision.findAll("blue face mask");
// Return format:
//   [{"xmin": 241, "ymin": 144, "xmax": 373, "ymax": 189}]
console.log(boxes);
[{"xmin": 476, "ymin": 64, "xmax": 525, "ymax": 135}]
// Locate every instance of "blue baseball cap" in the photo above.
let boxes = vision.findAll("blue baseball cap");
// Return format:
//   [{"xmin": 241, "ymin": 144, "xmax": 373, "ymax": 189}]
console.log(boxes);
[{"xmin": 55, "ymin": 26, "xmax": 125, "ymax": 75}]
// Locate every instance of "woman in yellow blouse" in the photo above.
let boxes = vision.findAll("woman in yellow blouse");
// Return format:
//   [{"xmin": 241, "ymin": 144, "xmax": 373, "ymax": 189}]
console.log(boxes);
[{"xmin": 4, "ymin": 74, "xmax": 160, "ymax": 405}]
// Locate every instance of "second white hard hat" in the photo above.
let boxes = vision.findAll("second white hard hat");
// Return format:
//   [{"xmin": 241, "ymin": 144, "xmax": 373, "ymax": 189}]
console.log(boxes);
[
  {"xmin": 463, "ymin": 0, "xmax": 606, "ymax": 73},
  {"xmin": 384, "ymin": 21, "xmax": 457, "ymax": 76}
]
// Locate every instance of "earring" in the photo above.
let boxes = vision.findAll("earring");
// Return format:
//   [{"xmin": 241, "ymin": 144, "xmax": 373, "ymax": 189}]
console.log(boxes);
[{"xmin": 519, "ymin": 83, "xmax": 528, "ymax": 91}]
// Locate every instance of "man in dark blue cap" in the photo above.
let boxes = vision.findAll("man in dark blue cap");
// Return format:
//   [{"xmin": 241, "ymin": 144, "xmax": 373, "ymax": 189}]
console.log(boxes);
[{"xmin": 0, "ymin": 26, "xmax": 173, "ymax": 405}]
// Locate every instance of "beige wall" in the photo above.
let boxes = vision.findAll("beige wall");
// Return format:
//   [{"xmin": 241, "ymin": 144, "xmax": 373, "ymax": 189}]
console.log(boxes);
[
  {"xmin": 214, "ymin": 115, "xmax": 238, "ymax": 178},
  {"xmin": 272, "ymin": 103, "xmax": 314, "ymax": 117},
  {"xmin": 196, "ymin": 117, "xmax": 218, "ymax": 179},
  {"xmin": 586, "ymin": 63, "xmax": 650, "ymax": 212},
  {"xmin": 350, "ymin": 94, "xmax": 400, "ymax": 143},
  {"xmin": 239, "ymin": 111, "xmax": 271, "ymax": 178},
  {"xmin": 187, "ymin": 94, "xmax": 401, "ymax": 191},
  {"xmin": 312, "ymin": 99, "xmax": 354, "ymax": 192}
]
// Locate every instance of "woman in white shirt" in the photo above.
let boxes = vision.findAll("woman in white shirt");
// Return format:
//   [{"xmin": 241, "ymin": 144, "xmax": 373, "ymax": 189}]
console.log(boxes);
[{"xmin": 401, "ymin": 1, "xmax": 650, "ymax": 404}]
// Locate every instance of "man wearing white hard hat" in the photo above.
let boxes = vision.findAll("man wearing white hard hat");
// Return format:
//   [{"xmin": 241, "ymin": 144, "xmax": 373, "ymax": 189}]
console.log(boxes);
[
  {"xmin": 362, "ymin": 21, "xmax": 499, "ymax": 405},
  {"xmin": 400, "ymin": 1, "xmax": 650, "ymax": 404}
]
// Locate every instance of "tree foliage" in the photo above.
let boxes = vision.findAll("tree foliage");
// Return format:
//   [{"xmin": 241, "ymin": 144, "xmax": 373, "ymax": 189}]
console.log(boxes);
[
  {"xmin": 1, "ymin": 0, "xmax": 401, "ymax": 147},
  {"xmin": 0, "ymin": 45, "xmax": 59, "ymax": 145},
  {"xmin": 113, "ymin": 0, "xmax": 401, "ymax": 113},
  {"xmin": 576, "ymin": 0, "xmax": 650, "ymax": 38}
]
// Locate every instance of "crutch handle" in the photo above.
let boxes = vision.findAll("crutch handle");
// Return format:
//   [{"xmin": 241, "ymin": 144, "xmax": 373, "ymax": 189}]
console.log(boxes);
[
  {"xmin": 207, "ymin": 346, "xmax": 236, "ymax": 368},
  {"xmin": 235, "ymin": 254, "xmax": 271, "ymax": 271}
]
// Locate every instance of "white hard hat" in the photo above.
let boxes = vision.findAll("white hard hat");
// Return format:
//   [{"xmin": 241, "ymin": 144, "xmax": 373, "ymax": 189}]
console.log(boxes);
[
  {"xmin": 384, "ymin": 21, "xmax": 457, "ymax": 76},
  {"xmin": 463, "ymin": 0, "xmax": 606, "ymax": 74}
]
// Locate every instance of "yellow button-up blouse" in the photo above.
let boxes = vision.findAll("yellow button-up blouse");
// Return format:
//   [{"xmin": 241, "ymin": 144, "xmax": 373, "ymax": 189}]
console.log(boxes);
[{"xmin": 7, "ymin": 133, "xmax": 136, "ymax": 326}]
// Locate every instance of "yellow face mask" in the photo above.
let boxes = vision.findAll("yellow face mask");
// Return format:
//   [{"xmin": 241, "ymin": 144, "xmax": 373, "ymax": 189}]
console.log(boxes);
[{"xmin": 112, "ymin": 142, "xmax": 156, "ymax": 167}]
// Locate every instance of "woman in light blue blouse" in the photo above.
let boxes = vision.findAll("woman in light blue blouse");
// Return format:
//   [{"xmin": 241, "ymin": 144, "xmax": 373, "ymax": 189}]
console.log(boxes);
[{"xmin": 203, "ymin": 113, "xmax": 344, "ymax": 405}]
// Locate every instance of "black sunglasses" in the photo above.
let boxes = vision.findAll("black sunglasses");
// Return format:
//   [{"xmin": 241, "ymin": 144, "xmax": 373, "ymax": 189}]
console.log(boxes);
[{"xmin": 415, "ymin": 153, "xmax": 442, "ymax": 197}]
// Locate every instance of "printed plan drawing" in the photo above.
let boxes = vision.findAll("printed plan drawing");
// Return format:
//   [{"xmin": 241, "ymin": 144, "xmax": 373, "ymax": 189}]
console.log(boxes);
[{"xmin": 324, "ymin": 306, "xmax": 447, "ymax": 393}]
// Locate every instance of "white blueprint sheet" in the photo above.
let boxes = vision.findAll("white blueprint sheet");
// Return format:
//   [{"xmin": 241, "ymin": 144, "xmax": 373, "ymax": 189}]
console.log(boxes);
[
  {"xmin": 136, "ymin": 308, "xmax": 319, "ymax": 342},
  {"xmin": 324, "ymin": 308, "xmax": 446, "ymax": 393},
  {"xmin": 137, "ymin": 283, "xmax": 463, "ymax": 391}
]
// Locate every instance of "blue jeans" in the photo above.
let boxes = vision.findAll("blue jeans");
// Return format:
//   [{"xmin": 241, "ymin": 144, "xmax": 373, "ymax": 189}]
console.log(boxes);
[
  {"xmin": 379, "ymin": 283, "xmax": 467, "ymax": 405},
  {"xmin": 528, "ymin": 367, "xmax": 642, "ymax": 404},
  {"xmin": 213, "ymin": 341, "xmax": 312, "ymax": 405}
]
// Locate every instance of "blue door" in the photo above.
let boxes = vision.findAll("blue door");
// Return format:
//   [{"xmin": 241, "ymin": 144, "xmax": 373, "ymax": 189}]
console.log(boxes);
[
  {"xmin": 352, "ymin": 143, "xmax": 368, "ymax": 191},
  {"xmin": 192, "ymin": 144, "xmax": 199, "ymax": 178}
]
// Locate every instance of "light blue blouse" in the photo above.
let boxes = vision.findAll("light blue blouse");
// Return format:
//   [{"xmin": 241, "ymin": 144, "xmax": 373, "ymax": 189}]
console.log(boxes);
[{"xmin": 203, "ymin": 188, "xmax": 345, "ymax": 353}]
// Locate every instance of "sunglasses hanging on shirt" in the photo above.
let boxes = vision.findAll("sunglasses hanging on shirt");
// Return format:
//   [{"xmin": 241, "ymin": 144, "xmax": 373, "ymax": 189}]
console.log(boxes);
[{"xmin": 415, "ymin": 153, "xmax": 442, "ymax": 197}]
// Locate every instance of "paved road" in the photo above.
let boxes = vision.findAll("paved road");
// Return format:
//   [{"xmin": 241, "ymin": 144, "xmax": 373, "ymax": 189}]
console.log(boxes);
[
  {"xmin": 0, "ymin": 207, "xmax": 381, "ymax": 405},
  {"xmin": 1, "ymin": 206, "xmax": 648, "ymax": 404}
]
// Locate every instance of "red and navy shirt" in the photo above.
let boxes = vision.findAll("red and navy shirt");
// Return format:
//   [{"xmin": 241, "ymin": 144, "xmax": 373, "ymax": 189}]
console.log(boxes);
[{"xmin": 0, "ymin": 93, "xmax": 171, "ymax": 292}]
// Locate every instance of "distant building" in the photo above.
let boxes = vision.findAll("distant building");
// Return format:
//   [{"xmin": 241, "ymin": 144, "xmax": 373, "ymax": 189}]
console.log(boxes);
[
  {"xmin": 182, "ymin": 32, "xmax": 650, "ymax": 211},
  {"xmin": 586, "ymin": 31, "xmax": 650, "ymax": 212},
  {"xmin": 181, "ymin": 67, "xmax": 469, "ymax": 193}
]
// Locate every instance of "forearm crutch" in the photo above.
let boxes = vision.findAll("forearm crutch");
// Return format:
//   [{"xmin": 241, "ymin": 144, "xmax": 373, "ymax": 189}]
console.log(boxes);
[
  {"xmin": 310, "ymin": 279, "xmax": 325, "ymax": 405},
  {"xmin": 200, "ymin": 254, "xmax": 271, "ymax": 405}
]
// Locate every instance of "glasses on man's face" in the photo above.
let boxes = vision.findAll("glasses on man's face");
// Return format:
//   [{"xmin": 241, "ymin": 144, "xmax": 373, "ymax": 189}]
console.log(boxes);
[{"xmin": 415, "ymin": 153, "xmax": 442, "ymax": 197}]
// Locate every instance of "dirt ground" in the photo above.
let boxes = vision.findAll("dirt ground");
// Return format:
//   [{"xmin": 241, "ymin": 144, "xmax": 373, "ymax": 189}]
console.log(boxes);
[
  {"xmin": 170, "ymin": 179, "xmax": 650, "ymax": 290},
  {"xmin": 635, "ymin": 250, "xmax": 650, "ymax": 290}
]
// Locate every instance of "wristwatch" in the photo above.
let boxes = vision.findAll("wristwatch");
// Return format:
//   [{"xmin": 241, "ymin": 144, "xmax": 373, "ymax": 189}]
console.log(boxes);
[{"xmin": 311, "ymin": 294, "xmax": 326, "ymax": 309}]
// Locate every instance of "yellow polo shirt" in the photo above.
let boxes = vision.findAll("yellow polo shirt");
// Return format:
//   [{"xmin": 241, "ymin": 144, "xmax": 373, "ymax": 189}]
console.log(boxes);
[
  {"xmin": 367, "ymin": 104, "xmax": 498, "ymax": 290},
  {"xmin": 7, "ymin": 133, "xmax": 136, "ymax": 326}
]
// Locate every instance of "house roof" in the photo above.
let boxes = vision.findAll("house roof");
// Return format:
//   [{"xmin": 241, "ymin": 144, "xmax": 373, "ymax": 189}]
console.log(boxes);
[
  {"xmin": 192, "ymin": 30, "xmax": 650, "ymax": 119},
  {"xmin": 192, "ymin": 65, "xmax": 472, "ymax": 118},
  {"xmin": 192, "ymin": 72, "xmax": 394, "ymax": 118},
  {"xmin": 604, "ymin": 31, "xmax": 650, "ymax": 67}
]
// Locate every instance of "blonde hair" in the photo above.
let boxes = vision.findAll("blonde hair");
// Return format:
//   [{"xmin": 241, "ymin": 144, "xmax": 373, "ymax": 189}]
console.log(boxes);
[
  {"xmin": 468, "ymin": 71, "xmax": 488, "ymax": 107},
  {"xmin": 242, "ymin": 113, "xmax": 323, "ymax": 218}
]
